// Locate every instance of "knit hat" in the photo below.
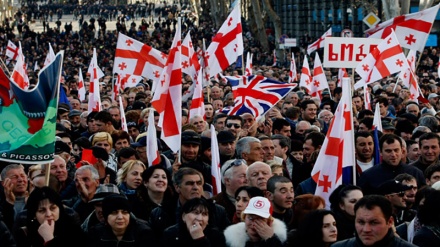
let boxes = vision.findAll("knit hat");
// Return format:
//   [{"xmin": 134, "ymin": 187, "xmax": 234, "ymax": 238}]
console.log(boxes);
[{"xmin": 102, "ymin": 194, "xmax": 130, "ymax": 220}]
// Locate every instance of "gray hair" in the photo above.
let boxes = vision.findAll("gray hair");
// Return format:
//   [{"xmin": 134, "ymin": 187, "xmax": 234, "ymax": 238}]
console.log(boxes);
[
  {"xmin": 172, "ymin": 167, "xmax": 203, "ymax": 186},
  {"xmin": 236, "ymin": 136, "xmax": 260, "ymax": 158},
  {"xmin": 318, "ymin": 110, "xmax": 332, "ymax": 119},
  {"xmin": 412, "ymin": 126, "xmax": 432, "ymax": 135},
  {"xmin": 75, "ymin": 165, "xmax": 99, "ymax": 180},
  {"xmin": 1, "ymin": 164, "xmax": 25, "ymax": 180},
  {"xmin": 419, "ymin": 116, "xmax": 438, "ymax": 132},
  {"xmin": 52, "ymin": 155, "xmax": 66, "ymax": 165},
  {"xmin": 246, "ymin": 161, "xmax": 271, "ymax": 180},
  {"xmin": 221, "ymin": 159, "xmax": 247, "ymax": 184}
]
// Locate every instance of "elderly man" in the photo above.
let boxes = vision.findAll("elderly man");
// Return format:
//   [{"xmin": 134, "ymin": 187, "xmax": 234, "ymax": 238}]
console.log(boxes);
[
  {"xmin": 50, "ymin": 155, "xmax": 72, "ymax": 195},
  {"xmin": 150, "ymin": 168, "xmax": 229, "ymax": 237},
  {"xmin": 70, "ymin": 165, "xmax": 100, "ymax": 221},
  {"xmin": 189, "ymin": 115, "xmax": 207, "ymax": 134},
  {"xmin": 1, "ymin": 164, "xmax": 28, "ymax": 229},
  {"xmin": 236, "ymin": 136, "xmax": 264, "ymax": 165},
  {"xmin": 212, "ymin": 159, "xmax": 248, "ymax": 222},
  {"xmin": 247, "ymin": 161, "xmax": 272, "ymax": 191}
]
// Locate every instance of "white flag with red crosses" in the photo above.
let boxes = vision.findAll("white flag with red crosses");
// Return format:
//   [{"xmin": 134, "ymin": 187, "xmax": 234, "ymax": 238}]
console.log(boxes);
[
  {"xmin": 288, "ymin": 52, "xmax": 297, "ymax": 83},
  {"xmin": 355, "ymin": 30, "xmax": 406, "ymax": 85},
  {"xmin": 77, "ymin": 68, "xmax": 86, "ymax": 101},
  {"xmin": 114, "ymin": 33, "xmax": 167, "ymax": 82},
  {"xmin": 366, "ymin": 4, "xmax": 439, "ymax": 52},
  {"xmin": 181, "ymin": 31, "xmax": 200, "ymax": 82}
]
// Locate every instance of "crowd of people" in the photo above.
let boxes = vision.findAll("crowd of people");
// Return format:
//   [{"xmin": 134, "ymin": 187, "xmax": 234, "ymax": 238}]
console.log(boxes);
[{"xmin": 1, "ymin": 1, "xmax": 440, "ymax": 247}]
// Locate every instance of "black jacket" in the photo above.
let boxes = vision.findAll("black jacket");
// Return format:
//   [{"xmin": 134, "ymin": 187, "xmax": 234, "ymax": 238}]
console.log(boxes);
[
  {"xmin": 332, "ymin": 229, "xmax": 416, "ymax": 247},
  {"xmin": 149, "ymin": 197, "xmax": 230, "ymax": 239},
  {"xmin": 358, "ymin": 162, "xmax": 425, "ymax": 195},
  {"xmin": 161, "ymin": 223, "xmax": 225, "ymax": 247},
  {"xmin": 88, "ymin": 216, "xmax": 157, "ymax": 247},
  {"xmin": 413, "ymin": 225, "xmax": 440, "ymax": 247}
]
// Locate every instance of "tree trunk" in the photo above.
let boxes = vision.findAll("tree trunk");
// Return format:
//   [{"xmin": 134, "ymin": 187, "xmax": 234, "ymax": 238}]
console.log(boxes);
[
  {"xmin": 262, "ymin": 0, "xmax": 283, "ymax": 63},
  {"xmin": 250, "ymin": 0, "xmax": 270, "ymax": 52},
  {"xmin": 419, "ymin": 0, "xmax": 434, "ymax": 11},
  {"xmin": 400, "ymin": 0, "xmax": 410, "ymax": 14}
]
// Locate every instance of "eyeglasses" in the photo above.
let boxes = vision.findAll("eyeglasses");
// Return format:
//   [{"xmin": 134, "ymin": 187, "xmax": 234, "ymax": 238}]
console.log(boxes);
[
  {"xmin": 388, "ymin": 191, "xmax": 405, "ymax": 197},
  {"xmin": 226, "ymin": 123, "xmax": 241, "ymax": 128},
  {"xmin": 223, "ymin": 159, "xmax": 244, "ymax": 176}
]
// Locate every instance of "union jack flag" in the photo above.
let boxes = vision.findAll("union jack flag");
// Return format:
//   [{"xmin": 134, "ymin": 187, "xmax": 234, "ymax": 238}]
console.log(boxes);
[{"xmin": 225, "ymin": 75, "xmax": 296, "ymax": 120}]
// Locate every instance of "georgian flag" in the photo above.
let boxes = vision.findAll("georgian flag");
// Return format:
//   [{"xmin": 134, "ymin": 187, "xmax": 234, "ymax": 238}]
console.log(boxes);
[
  {"xmin": 114, "ymin": 33, "xmax": 167, "ymax": 82},
  {"xmin": 189, "ymin": 68, "xmax": 205, "ymax": 119},
  {"xmin": 206, "ymin": 4, "xmax": 243, "ymax": 79},
  {"xmin": 366, "ymin": 4, "xmax": 439, "ymax": 52},
  {"xmin": 6, "ymin": 40, "xmax": 19, "ymax": 63},
  {"xmin": 312, "ymin": 78, "xmax": 355, "ymax": 207},
  {"xmin": 87, "ymin": 48, "xmax": 104, "ymax": 113},
  {"xmin": 307, "ymin": 27, "xmax": 332, "ymax": 55},
  {"xmin": 181, "ymin": 31, "xmax": 200, "ymax": 82},
  {"xmin": 77, "ymin": 68, "xmax": 86, "ymax": 101},
  {"xmin": 288, "ymin": 52, "xmax": 297, "ymax": 83},
  {"xmin": 299, "ymin": 55, "xmax": 312, "ymax": 90},
  {"xmin": 151, "ymin": 19, "xmax": 182, "ymax": 153},
  {"xmin": 11, "ymin": 42, "xmax": 29, "ymax": 90},
  {"xmin": 355, "ymin": 30, "xmax": 406, "ymax": 86}
]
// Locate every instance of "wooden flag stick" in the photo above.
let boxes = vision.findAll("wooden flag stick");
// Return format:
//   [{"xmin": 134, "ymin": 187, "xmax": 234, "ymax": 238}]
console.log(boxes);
[{"xmin": 44, "ymin": 163, "xmax": 51, "ymax": 186}]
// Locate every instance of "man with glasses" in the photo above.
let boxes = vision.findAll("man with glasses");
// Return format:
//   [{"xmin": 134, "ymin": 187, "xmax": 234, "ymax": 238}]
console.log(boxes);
[
  {"xmin": 212, "ymin": 159, "xmax": 248, "ymax": 222},
  {"xmin": 377, "ymin": 179, "xmax": 413, "ymax": 226},
  {"xmin": 225, "ymin": 115, "xmax": 244, "ymax": 138}
]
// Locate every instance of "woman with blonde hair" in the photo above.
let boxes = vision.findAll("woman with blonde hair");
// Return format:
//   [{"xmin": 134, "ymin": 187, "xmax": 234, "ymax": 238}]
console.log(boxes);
[
  {"xmin": 116, "ymin": 160, "xmax": 146, "ymax": 194},
  {"xmin": 90, "ymin": 132, "xmax": 118, "ymax": 183}
]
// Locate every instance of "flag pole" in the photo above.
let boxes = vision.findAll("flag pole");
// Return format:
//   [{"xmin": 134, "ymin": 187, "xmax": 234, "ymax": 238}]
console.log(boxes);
[
  {"xmin": 0, "ymin": 57, "xmax": 11, "ymax": 77},
  {"xmin": 242, "ymin": 54, "xmax": 245, "ymax": 75},
  {"xmin": 44, "ymin": 163, "xmax": 51, "ymax": 186}
]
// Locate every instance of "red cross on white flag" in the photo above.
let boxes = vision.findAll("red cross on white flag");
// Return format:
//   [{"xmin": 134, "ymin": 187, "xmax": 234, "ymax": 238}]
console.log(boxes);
[
  {"xmin": 299, "ymin": 55, "xmax": 312, "ymax": 89},
  {"xmin": 302, "ymin": 53, "xmax": 329, "ymax": 98},
  {"xmin": 355, "ymin": 30, "xmax": 406, "ymax": 86},
  {"xmin": 307, "ymin": 27, "xmax": 332, "ymax": 55},
  {"xmin": 181, "ymin": 31, "xmax": 200, "ymax": 82},
  {"xmin": 6, "ymin": 40, "xmax": 19, "ymax": 63},
  {"xmin": 87, "ymin": 48, "xmax": 104, "ymax": 113},
  {"xmin": 206, "ymin": 4, "xmax": 243, "ymax": 78},
  {"xmin": 114, "ymin": 33, "xmax": 168, "ymax": 82},
  {"xmin": 189, "ymin": 68, "xmax": 205, "ymax": 119},
  {"xmin": 77, "ymin": 68, "xmax": 86, "ymax": 101},
  {"xmin": 151, "ymin": 18, "xmax": 182, "ymax": 153},
  {"xmin": 312, "ymin": 78, "xmax": 355, "ymax": 207},
  {"xmin": 211, "ymin": 124, "xmax": 222, "ymax": 195},
  {"xmin": 288, "ymin": 52, "xmax": 297, "ymax": 83},
  {"xmin": 147, "ymin": 109, "xmax": 160, "ymax": 166},
  {"xmin": 11, "ymin": 42, "xmax": 29, "ymax": 90},
  {"xmin": 366, "ymin": 4, "xmax": 439, "ymax": 52}
]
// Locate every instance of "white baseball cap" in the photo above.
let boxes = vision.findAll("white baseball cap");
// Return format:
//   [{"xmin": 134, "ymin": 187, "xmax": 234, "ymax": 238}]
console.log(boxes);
[{"xmin": 243, "ymin": 197, "xmax": 273, "ymax": 219}]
